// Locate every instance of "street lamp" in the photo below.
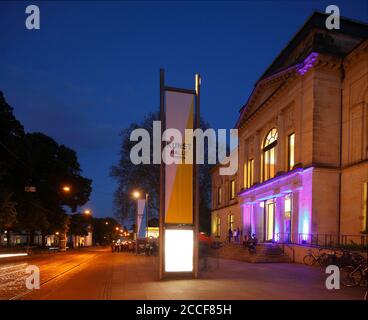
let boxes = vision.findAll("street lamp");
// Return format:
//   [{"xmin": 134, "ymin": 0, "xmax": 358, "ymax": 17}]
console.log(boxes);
[
  {"xmin": 132, "ymin": 190, "xmax": 149, "ymax": 254},
  {"xmin": 62, "ymin": 185, "xmax": 71, "ymax": 193},
  {"xmin": 84, "ymin": 209, "xmax": 91, "ymax": 215},
  {"xmin": 59, "ymin": 185, "xmax": 72, "ymax": 252},
  {"xmin": 105, "ymin": 221, "xmax": 109, "ymax": 225}
]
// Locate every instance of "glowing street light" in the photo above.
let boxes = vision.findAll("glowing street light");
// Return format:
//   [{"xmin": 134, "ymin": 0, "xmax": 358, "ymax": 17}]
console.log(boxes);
[
  {"xmin": 62, "ymin": 185, "xmax": 71, "ymax": 193},
  {"xmin": 84, "ymin": 209, "xmax": 91, "ymax": 215},
  {"xmin": 105, "ymin": 221, "xmax": 109, "ymax": 225},
  {"xmin": 132, "ymin": 191, "xmax": 141, "ymax": 199},
  {"xmin": 115, "ymin": 227, "xmax": 119, "ymax": 231}
]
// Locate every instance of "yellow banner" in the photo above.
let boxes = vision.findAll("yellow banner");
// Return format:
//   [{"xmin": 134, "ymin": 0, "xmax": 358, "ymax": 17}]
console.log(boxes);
[{"xmin": 164, "ymin": 91, "xmax": 194, "ymax": 224}]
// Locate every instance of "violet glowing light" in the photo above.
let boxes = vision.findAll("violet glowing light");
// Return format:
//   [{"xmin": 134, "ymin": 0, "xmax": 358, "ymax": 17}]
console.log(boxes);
[{"xmin": 297, "ymin": 52, "xmax": 319, "ymax": 75}]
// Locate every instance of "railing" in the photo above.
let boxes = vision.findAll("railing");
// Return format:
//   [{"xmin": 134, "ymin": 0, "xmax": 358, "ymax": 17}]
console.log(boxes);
[{"xmin": 275, "ymin": 232, "xmax": 368, "ymax": 249}]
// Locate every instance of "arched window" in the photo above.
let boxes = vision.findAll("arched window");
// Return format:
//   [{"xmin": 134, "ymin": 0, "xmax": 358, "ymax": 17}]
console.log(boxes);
[{"xmin": 263, "ymin": 128, "xmax": 278, "ymax": 181}]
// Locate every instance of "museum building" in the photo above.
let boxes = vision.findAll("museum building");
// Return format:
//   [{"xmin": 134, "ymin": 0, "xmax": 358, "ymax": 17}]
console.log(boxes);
[{"xmin": 211, "ymin": 12, "xmax": 368, "ymax": 247}]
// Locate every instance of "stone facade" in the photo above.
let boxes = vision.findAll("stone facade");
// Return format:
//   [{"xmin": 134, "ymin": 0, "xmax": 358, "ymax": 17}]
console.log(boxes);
[
  {"xmin": 340, "ymin": 41, "xmax": 368, "ymax": 236},
  {"xmin": 211, "ymin": 13, "xmax": 368, "ymax": 246},
  {"xmin": 210, "ymin": 152, "xmax": 241, "ymax": 242}
]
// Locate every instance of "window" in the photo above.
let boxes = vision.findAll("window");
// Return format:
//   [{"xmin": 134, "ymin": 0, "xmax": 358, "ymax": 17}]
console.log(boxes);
[
  {"xmin": 263, "ymin": 128, "xmax": 278, "ymax": 181},
  {"xmin": 288, "ymin": 133, "xmax": 295, "ymax": 170},
  {"xmin": 243, "ymin": 162, "xmax": 247, "ymax": 189},
  {"xmin": 230, "ymin": 180, "xmax": 235, "ymax": 200},
  {"xmin": 216, "ymin": 217, "xmax": 221, "ymax": 237},
  {"xmin": 217, "ymin": 187, "xmax": 222, "ymax": 205},
  {"xmin": 228, "ymin": 214, "xmax": 234, "ymax": 231},
  {"xmin": 247, "ymin": 159, "xmax": 254, "ymax": 188},
  {"xmin": 363, "ymin": 182, "xmax": 368, "ymax": 233}
]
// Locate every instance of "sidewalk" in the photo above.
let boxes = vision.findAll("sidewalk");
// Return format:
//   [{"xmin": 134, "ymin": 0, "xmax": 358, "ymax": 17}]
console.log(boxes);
[{"xmin": 25, "ymin": 250, "xmax": 366, "ymax": 300}]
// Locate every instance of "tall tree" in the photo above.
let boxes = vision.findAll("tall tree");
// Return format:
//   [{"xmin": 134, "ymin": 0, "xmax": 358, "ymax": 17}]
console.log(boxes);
[
  {"xmin": 20, "ymin": 133, "xmax": 92, "ymax": 241},
  {"xmin": 110, "ymin": 112, "xmax": 213, "ymax": 233},
  {"xmin": 0, "ymin": 191, "xmax": 17, "ymax": 231},
  {"xmin": 0, "ymin": 91, "xmax": 24, "ymax": 244},
  {"xmin": 0, "ymin": 91, "xmax": 26, "ymax": 202},
  {"xmin": 0, "ymin": 92, "xmax": 92, "ymax": 245},
  {"xmin": 16, "ymin": 193, "xmax": 49, "ymax": 245},
  {"xmin": 92, "ymin": 217, "xmax": 121, "ymax": 245},
  {"xmin": 68, "ymin": 213, "xmax": 91, "ymax": 237}
]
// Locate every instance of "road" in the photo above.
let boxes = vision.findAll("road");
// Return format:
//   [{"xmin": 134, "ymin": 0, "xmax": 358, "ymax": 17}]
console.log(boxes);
[{"xmin": 0, "ymin": 247, "xmax": 365, "ymax": 300}]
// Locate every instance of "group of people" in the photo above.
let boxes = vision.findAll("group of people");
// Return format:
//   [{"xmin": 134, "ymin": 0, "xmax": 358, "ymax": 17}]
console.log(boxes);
[
  {"xmin": 228, "ymin": 227, "xmax": 242, "ymax": 244},
  {"xmin": 228, "ymin": 228, "xmax": 258, "ymax": 253},
  {"xmin": 111, "ymin": 240, "xmax": 136, "ymax": 253}
]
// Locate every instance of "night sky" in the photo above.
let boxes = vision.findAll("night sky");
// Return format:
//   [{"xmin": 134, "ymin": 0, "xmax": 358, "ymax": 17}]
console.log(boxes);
[{"xmin": 0, "ymin": 1, "xmax": 367, "ymax": 219}]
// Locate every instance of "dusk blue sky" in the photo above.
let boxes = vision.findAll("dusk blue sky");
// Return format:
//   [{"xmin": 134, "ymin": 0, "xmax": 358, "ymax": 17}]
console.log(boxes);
[{"xmin": 0, "ymin": 1, "xmax": 367, "ymax": 220}]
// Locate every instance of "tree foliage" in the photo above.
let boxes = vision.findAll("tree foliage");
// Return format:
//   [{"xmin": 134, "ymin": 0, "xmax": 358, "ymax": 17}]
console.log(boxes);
[
  {"xmin": 110, "ymin": 112, "xmax": 213, "ymax": 233},
  {"xmin": 0, "ymin": 91, "xmax": 92, "ymax": 243},
  {"xmin": 92, "ymin": 217, "xmax": 121, "ymax": 245},
  {"xmin": 0, "ymin": 190, "xmax": 17, "ymax": 231}
]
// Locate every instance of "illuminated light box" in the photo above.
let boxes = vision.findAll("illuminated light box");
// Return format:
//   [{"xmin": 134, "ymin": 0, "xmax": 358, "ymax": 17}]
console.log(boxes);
[{"xmin": 165, "ymin": 229, "xmax": 193, "ymax": 272}]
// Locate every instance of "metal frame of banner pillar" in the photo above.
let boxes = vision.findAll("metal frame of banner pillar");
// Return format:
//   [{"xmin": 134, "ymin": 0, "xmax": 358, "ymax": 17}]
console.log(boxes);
[
  {"xmin": 159, "ymin": 69, "xmax": 200, "ymax": 280},
  {"xmin": 159, "ymin": 68, "xmax": 165, "ymax": 280},
  {"xmin": 145, "ymin": 193, "xmax": 149, "ymax": 238},
  {"xmin": 194, "ymin": 73, "xmax": 201, "ymax": 279}
]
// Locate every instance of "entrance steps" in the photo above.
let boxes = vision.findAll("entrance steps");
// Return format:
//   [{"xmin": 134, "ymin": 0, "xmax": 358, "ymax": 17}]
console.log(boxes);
[{"xmin": 212, "ymin": 242, "xmax": 291, "ymax": 263}]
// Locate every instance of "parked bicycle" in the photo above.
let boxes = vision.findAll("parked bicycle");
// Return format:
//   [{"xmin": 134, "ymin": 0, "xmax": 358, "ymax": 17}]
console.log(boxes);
[
  {"xmin": 340, "ymin": 252, "xmax": 367, "ymax": 287},
  {"xmin": 303, "ymin": 248, "xmax": 330, "ymax": 268}
]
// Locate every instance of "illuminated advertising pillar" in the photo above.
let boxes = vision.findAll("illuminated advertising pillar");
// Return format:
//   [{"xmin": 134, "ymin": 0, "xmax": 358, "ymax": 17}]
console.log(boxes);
[{"xmin": 159, "ymin": 69, "xmax": 200, "ymax": 279}]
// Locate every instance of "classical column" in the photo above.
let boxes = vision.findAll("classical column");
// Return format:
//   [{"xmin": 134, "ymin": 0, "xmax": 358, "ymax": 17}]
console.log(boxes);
[
  {"xmin": 276, "ymin": 196, "xmax": 285, "ymax": 241},
  {"xmin": 291, "ymin": 191, "xmax": 299, "ymax": 243}
]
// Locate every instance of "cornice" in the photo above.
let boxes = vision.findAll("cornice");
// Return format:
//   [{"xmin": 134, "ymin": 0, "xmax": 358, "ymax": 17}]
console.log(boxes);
[{"xmin": 343, "ymin": 40, "xmax": 368, "ymax": 68}]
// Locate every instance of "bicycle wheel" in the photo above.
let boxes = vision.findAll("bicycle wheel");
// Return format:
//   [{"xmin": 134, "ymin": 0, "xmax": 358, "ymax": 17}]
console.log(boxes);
[
  {"xmin": 340, "ymin": 266, "xmax": 361, "ymax": 287},
  {"xmin": 318, "ymin": 253, "xmax": 330, "ymax": 267},
  {"xmin": 303, "ymin": 254, "xmax": 316, "ymax": 266}
]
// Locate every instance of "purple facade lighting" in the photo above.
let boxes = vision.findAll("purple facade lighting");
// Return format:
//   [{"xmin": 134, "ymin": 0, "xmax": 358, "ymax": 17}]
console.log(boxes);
[
  {"xmin": 297, "ymin": 52, "xmax": 319, "ymax": 75},
  {"xmin": 240, "ymin": 167, "xmax": 314, "ymax": 242}
]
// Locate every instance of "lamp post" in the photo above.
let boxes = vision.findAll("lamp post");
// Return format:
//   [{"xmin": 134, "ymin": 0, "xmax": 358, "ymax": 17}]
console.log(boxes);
[
  {"xmin": 82, "ymin": 209, "xmax": 92, "ymax": 247},
  {"xmin": 132, "ymin": 190, "xmax": 149, "ymax": 254},
  {"xmin": 59, "ymin": 185, "xmax": 72, "ymax": 251}
]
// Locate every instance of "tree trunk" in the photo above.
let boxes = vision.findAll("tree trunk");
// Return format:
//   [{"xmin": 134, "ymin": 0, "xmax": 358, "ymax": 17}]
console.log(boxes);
[
  {"xmin": 41, "ymin": 233, "xmax": 46, "ymax": 248},
  {"xmin": 29, "ymin": 230, "xmax": 35, "ymax": 246},
  {"xmin": 6, "ymin": 230, "xmax": 10, "ymax": 247}
]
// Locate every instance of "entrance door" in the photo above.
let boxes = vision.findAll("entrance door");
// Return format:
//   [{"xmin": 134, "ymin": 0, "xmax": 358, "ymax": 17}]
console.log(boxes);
[{"xmin": 265, "ymin": 199, "xmax": 275, "ymax": 241}]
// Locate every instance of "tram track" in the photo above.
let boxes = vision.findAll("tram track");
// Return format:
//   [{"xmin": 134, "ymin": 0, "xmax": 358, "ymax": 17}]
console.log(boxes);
[{"xmin": 0, "ymin": 252, "xmax": 100, "ymax": 300}]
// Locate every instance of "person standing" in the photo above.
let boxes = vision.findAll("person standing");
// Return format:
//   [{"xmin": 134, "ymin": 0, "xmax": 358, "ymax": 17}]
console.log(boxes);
[{"xmin": 228, "ymin": 228, "xmax": 233, "ymax": 243}]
